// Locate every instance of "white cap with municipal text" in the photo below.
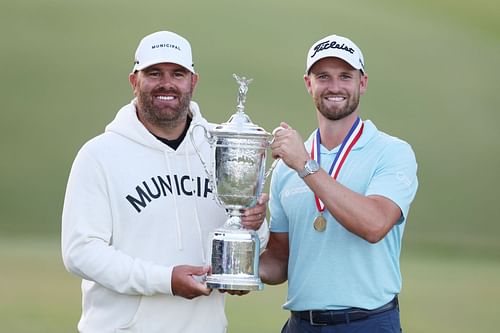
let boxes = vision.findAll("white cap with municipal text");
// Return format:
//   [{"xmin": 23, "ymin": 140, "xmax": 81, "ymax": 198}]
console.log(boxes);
[
  {"xmin": 306, "ymin": 34, "xmax": 365, "ymax": 74},
  {"xmin": 133, "ymin": 31, "xmax": 195, "ymax": 73}
]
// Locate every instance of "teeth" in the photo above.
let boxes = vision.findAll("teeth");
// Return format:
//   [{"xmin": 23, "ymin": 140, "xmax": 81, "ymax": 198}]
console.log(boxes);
[
  {"xmin": 157, "ymin": 96, "xmax": 175, "ymax": 100},
  {"xmin": 326, "ymin": 96, "xmax": 344, "ymax": 102}
]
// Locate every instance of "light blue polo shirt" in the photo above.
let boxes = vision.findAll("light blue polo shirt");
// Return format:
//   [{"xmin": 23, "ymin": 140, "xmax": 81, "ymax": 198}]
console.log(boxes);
[{"xmin": 269, "ymin": 120, "xmax": 418, "ymax": 311}]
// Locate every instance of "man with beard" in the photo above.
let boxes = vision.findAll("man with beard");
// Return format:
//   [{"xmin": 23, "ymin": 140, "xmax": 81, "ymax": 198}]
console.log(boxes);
[
  {"xmin": 62, "ymin": 31, "xmax": 269, "ymax": 333},
  {"xmin": 259, "ymin": 34, "xmax": 418, "ymax": 332}
]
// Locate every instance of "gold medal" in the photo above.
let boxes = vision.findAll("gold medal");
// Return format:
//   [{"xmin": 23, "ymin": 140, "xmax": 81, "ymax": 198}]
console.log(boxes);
[{"xmin": 313, "ymin": 215, "xmax": 327, "ymax": 232}]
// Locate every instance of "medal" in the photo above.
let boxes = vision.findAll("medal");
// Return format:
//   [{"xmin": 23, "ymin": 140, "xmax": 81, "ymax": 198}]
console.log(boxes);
[
  {"xmin": 313, "ymin": 214, "xmax": 327, "ymax": 232},
  {"xmin": 311, "ymin": 117, "xmax": 364, "ymax": 232}
]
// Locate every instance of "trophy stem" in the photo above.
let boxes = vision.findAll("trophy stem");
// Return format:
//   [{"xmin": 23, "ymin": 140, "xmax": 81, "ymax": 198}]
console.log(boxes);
[{"xmin": 224, "ymin": 214, "xmax": 243, "ymax": 230}]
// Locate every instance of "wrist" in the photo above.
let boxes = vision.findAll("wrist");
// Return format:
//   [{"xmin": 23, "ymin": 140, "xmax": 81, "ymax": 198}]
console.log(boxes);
[{"xmin": 297, "ymin": 159, "xmax": 319, "ymax": 178}]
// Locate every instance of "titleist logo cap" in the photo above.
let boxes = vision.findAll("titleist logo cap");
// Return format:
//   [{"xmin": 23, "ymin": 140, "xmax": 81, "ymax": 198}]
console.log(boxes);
[{"xmin": 306, "ymin": 34, "xmax": 365, "ymax": 74}]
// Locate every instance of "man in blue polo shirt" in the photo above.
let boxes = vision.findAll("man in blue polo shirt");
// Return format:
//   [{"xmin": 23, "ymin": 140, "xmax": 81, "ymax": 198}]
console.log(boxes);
[{"xmin": 260, "ymin": 34, "xmax": 418, "ymax": 332}]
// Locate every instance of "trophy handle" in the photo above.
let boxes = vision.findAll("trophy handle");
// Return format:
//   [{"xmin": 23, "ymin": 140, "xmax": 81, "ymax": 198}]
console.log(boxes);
[
  {"xmin": 263, "ymin": 126, "xmax": 285, "ymax": 181},
  {"xmin": 190, "ymin": 124, "xmax": 216, "ymax": 189},
  {"xmin": 263, "ymin": 158, "xmax": 280, "ymax": 181}
]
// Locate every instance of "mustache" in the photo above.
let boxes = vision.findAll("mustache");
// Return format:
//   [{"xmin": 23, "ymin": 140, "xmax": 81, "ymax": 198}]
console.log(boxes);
[
  {"xmin": 152, "ymin": 87, "xmax": 179, "ymax": 95},
  {"xmin": 321, "ymin": 90, "xmax": 344, "ymax": 98}
]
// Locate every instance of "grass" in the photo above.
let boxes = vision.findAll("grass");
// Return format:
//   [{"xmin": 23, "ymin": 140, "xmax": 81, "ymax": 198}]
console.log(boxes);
[
  {"xmin": 0, "ymin": 238, "xmax": 80, "ymax": 332},
  {"xmin": 400, "ymin": 253, "xmax": 500, "ymax": 333},
  {"xmin": 1, "ymin": 237, "xmax": 499, "ymax": 333}
]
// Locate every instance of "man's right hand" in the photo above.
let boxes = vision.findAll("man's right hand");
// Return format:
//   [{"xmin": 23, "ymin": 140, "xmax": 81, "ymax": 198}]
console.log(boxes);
[
  {"xmin": 270, "ymin": 122, "xmax": 310, "ymax": 172},
  {"xmin": 171, "ymin": 265, "xmax": 212, "ymax": 299}
]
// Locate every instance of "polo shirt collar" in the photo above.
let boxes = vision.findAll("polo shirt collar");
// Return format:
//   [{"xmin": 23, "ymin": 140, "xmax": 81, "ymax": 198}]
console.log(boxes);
[{"xmin": 305, "ymin": 119, "xmax": 377, "ymax": 154}]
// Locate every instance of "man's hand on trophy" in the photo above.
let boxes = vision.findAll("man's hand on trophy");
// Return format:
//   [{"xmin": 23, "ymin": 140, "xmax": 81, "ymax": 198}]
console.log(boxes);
[
  {"xmin": 270, "ymin": 122, "xmax": 309, "ymax": 171},
  {"xmin": 171, "ymin": 265, "xmax": 212, "ymax": 299},
  {"xmin": 240, "ymin": 193, "xmax": 269, "ymax": 230}
]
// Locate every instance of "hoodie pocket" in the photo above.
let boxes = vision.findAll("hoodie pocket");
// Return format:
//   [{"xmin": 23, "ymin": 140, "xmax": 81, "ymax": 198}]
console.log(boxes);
[{"xmin": 115, "ymin": 296, "xmax": 143, "ymax": 333}]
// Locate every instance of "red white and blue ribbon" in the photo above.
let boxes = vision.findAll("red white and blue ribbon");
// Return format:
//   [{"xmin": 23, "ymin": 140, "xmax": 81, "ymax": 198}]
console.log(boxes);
[{"xmin": 311, "ymin": 117, "xmax": 364, "ymax": 212}]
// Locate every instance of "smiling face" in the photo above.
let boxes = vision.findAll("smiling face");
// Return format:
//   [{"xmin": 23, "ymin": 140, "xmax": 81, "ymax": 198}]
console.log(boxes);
[
  {"xmin": 129, "ymin": 63, "xmax": 198, "ymax": 137},
  {"xmin": 304, "ymin": 57, "xmax": 367, "ymax": 121}
]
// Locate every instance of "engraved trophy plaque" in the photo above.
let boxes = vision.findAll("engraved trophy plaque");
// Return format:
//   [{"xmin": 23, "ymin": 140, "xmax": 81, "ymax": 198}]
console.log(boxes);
[{"xmin": 191, "ymin": 74, "xmax": 276, "ymax": 290}]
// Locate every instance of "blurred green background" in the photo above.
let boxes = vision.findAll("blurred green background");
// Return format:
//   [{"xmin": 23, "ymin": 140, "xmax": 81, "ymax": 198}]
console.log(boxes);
[{"xmin": 1, "ymin": 0, "xmax": 499, "ymax": 332}]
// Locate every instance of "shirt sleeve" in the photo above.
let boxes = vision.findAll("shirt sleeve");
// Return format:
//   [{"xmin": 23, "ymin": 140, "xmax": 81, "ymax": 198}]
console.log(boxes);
[
  {"xmin": 61, "ymin": 147, "xmax": 173, "ymax": 296},
  {"xmin": 256, "ymin": 218, "xmax": 270, "ymax": 252},
  {"xmin": 365, "ymin": 140, "xmax": 418, "ymax": 223},
  {"xmin": 268, "ymin": 161, "xmax": 290, "ymax": 233}
]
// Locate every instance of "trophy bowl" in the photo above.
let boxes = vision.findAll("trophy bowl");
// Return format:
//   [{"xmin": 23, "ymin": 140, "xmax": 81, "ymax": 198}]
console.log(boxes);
[{"xmin": 214, "ymin": 132, "xmax": 268, "ymax": 211}]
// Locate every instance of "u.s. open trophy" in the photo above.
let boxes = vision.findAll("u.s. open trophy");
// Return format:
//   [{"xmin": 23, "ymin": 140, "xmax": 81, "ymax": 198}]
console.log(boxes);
[{"xmin": 191, "ymin": 74, "xmax": 274, "ymax": 291}]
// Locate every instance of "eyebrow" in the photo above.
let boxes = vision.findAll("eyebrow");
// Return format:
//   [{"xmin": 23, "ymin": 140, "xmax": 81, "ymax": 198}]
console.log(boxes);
[
  {"xmin": 313, "ymin": 69, "xmax": 354, "ymax": 76},
  {"xmin": 142, "ymin": 65, "xmax": 189, "ymax": 73}
]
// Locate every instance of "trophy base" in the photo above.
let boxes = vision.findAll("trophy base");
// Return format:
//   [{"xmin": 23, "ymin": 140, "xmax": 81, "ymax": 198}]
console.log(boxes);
[
  {"xmin": 207, "ymin": 220, "xmax": 263, "ymax": 291},
  {"xmin": 206, "ymin": 274, "xmax": 263, "ymax": 291}
]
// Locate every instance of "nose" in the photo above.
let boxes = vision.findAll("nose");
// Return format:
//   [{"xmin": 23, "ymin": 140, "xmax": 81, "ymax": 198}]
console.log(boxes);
[
  {"xmin": 160, "ymin": 73, "xmax": 177, "ymax": 84},
  {"xmin": 327, "ymin": 77, "xmax": 342, "ymax": 92},
  {"xmin": 158, "ymin": 73, "xmax": 176, "ymax": 89}
]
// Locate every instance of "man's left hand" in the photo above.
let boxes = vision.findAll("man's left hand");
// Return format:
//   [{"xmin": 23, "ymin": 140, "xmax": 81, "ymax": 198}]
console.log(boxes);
[{"xmin": 240, "ymin": 193, "xmax": 269, "ymax": 230}]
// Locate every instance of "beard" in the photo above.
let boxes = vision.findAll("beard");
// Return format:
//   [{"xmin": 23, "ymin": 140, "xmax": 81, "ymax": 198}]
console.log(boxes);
[
  {"xmin": 136, "ymin": 86, "xmax": 192, "ymax": 129},
  {"xmin": 314, "ymin": 90, "xmax": 360, "ymax": 121}
]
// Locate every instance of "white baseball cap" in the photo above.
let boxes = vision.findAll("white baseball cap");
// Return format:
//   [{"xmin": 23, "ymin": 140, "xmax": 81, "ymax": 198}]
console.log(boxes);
[
  {"xmin": 132, "ymin": 31, "xmax": 195, "ymax": 73},
  {"xmin": 306, "ymin": 34, "xmax": 365, "ymax": 74}
]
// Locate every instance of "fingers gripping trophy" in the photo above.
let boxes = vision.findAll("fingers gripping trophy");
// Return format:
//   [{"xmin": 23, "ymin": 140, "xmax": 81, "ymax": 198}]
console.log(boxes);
[{"xmin": 191, "ymin": 74, "xmax": 277, "ymax": 291}]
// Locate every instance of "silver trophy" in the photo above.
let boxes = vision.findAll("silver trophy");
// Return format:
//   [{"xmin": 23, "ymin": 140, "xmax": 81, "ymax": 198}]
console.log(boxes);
[{"xmin": 191, "ymin": 74, "xmax": 276, "ymax": 291}]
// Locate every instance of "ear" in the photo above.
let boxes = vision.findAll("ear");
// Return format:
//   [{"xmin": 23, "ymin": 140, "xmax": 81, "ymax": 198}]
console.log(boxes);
[
  {"xmin": 129, "ymin": 72, "xmax": 138, "ymax": 94},
  {"xmin": 359, "ymin": 73, "xmax": 368, "ymax": 95},
  {"xmin": 304, "ymin": 74, "xmax": 313, "ymax": 95},
  {"xmin": 191, "ymin": 73, "xmax": 199, "ymax": 92}
]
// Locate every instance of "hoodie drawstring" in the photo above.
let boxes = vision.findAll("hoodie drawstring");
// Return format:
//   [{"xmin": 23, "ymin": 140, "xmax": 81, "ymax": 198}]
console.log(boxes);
[
  {"xmin": 185, "ymin": 131, "xmax": 207, "ymax": 264},
  {"xmin": 163, "ymin": 152, "xmax": 184, "ymax": 251}
]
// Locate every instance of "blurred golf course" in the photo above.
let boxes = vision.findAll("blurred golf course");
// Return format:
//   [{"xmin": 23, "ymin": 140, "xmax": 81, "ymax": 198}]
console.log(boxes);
[{"xmin": 1, "ymin": 0, "xmax": 499, "ymax": 332}]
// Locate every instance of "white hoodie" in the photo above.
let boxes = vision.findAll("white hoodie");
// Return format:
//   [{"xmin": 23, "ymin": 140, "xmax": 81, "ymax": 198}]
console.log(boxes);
[{"xmin": 62, "ymin": 100, "xmax": 269, "ymax": 333}]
